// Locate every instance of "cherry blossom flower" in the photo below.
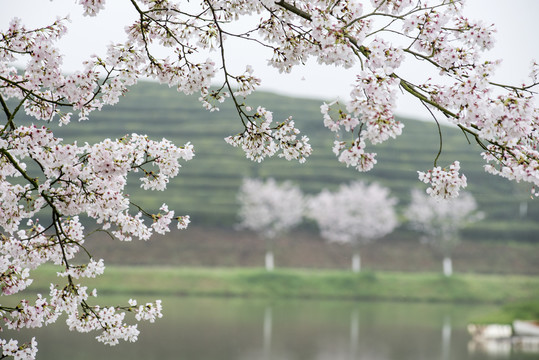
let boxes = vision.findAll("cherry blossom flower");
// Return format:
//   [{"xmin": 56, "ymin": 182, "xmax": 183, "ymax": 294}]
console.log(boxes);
[{"xmin": 418, "ymin": 161, "xmax": 468, "ymax": 199}]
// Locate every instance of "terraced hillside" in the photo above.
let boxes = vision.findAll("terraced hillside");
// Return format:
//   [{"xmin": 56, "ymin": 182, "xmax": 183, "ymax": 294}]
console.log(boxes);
[{"xmin": 40, "ymin": 81, "xmax": 539, "ymax": 242}]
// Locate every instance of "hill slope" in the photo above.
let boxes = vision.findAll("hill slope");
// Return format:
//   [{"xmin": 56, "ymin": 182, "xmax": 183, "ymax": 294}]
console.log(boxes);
[{"xmin": 39, "ymin": 81, "xmax": 539, "ymax": 242}]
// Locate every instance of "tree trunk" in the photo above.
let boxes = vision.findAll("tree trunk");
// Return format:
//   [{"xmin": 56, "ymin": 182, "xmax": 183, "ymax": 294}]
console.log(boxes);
[
  {"xmin": 443, "ymin": 256, "xmax": 453, "ymax": 277},
  {"xmin": 352, "ymin": 251, "xmax": 361, "ymax": 273},
  {"xmin": 265, "ymin": 250, "xmax": 274, "ymax": 272}
]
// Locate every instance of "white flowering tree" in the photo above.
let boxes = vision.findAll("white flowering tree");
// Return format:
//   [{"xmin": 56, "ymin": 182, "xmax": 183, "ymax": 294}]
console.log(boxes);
[
  {"xmin": 237, "ymin": 178, "xmax": 304, "ymax": 271},
  {"xmin": 2, "ymin": 0, "xmax": 539, "ymax": 358},
  {"xmin": 405, "ymin": 189, "xmax": 484, "ymax": 276},
  {"xmin": 307, "ymin": 181, "xmax": 398, "ymax": 272}
]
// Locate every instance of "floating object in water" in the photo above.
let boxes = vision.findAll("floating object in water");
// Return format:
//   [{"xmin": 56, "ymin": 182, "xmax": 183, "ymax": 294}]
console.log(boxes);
[
  {"xmin": 513, "ymin": 320, "xmax": 539, "ymax": 337},
  {"xmin": 467, "ymin": 324, "xmax": 512, "ymax": 340}
]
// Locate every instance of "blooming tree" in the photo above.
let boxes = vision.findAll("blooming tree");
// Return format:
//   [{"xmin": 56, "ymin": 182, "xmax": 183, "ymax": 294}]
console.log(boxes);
[
  {"xmin": 236, "ymin": 178, "xmax": 304, "ymax": 271},
  {"xmin": 307, "ymin": 181, "xmax": 398, "ymax": 272},
  {"xmin": 405, "ymin": 188, "xmax": 483, "ymax": 276},
  {"xmin": 2, "ymin": 0, "xmax": 539, "ymax": 357}
]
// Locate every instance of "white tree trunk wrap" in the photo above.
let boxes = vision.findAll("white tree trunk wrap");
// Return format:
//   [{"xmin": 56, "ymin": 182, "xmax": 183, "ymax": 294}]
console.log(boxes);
[
  {"xmin": 265, "ymin": 250, "xmax": 274, "ymax": 272},
  {"xmin": 443, "ymin": 257, "xmax": 453, "ymax": 277},
  {"xmin": 352, "ymin": 252, "xmax": 361, "ymax": 273}
]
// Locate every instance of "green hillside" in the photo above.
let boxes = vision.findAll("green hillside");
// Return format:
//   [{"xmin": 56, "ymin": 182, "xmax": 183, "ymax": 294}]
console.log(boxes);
[{"xmin": 30, "ymin": 81, "xmax": 539, "ymax": 242}]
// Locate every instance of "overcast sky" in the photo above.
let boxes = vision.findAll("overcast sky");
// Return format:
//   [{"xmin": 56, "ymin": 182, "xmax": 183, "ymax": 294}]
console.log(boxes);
[{"xmin": 2, "ymin": 0, "xmax": 538, "ymax": 120}]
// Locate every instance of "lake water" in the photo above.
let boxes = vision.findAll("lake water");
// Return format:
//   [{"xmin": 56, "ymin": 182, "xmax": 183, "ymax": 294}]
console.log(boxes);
[{"xmin": 6, "ymin": 296, "xmax": 538, "ymax": 360}]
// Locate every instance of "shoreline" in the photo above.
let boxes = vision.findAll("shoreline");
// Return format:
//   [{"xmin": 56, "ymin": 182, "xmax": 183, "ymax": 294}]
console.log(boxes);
[{"xmin": 21, "ymin": 266, "xmax": 539, "ymax": 305}]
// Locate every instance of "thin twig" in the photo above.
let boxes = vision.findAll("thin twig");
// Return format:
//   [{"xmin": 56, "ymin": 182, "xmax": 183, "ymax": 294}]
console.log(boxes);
[{"xmin": 420, "ymin": 99, "xmax": 443, "ymax": 167}]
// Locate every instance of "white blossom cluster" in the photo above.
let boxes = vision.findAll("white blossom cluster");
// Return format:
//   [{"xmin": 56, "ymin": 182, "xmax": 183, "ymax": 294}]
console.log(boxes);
[
  {"xmin": 0, "ymin": 337, "xmax": 38, "ymax": 360},
  {"xmin": 0, "ymin": 3, "xmax": 196, "ymax": 354},
  {"xmin": 0, "ymin": 127, "xmax": 192, "ymax": 354},
  {"xmin": 2, "ymin": 283, "xmax": 164, "ymax": 349},
  {"xmin": 1, "ymin": 126, "xmax": 194, "ymax": 238},
  {"xmin": 306, "ymin": 181, "xmax": 398, "ymax": 244},
  {"xmin": 417, "ymin": 161, "xmax": 468, "ymax": 199},
  {"xmin": 225, "ymin": 107, "xmax": 312, "ymax": 163},
  {"xmin": 236, "ymin": 178, "xmax": 304, "ymax": 239},
  {"xmin": 77, "ymin": 0, "xmax": 539, "ymax": 197},
  {"xmin": 257, "ymin": 0, "xmax": 538, "ymax": 198}
]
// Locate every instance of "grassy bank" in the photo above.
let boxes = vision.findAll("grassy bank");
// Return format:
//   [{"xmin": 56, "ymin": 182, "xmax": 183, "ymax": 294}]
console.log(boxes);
[
  {"xmin": 473, "ymin": 301, "xmax": 539, "ymax": 324},
  {"xmin": 25, "ymin": 266, "xmax": 539, "ymax": 304}
]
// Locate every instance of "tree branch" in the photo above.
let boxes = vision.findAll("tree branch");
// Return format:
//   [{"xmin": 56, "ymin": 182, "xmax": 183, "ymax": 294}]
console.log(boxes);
[{"xmin": 274, "ymin": 1, "xmax": 312, "ymax": 21}]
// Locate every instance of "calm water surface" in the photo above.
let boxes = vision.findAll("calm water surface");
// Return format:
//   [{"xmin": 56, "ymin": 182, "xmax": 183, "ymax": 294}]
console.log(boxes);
[{"xmin": 8, "ymin": 296, "xmax": 538, "ymax": 360}]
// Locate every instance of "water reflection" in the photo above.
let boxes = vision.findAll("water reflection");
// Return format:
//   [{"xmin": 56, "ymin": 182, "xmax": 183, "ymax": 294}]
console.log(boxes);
[
  {"xmin": 263, "ymin": 306, "xmax": 272, "ymax": 360},
  {"xmin": 349, "ymin": 308, "xmax": 359, "ymax": 360},
  {"xmin": 468, "ymin": 338, "xmax": 512, "ymax": 358},
  {"xmin": 442, "ymin": 316, "xmax": 452, "ymax": 360},
  {"xmin": 5, "ymin": 296, "xmax": 537, "ymax": 360}
]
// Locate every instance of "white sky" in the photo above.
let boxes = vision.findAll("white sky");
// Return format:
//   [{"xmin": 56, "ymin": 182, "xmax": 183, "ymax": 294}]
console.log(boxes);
[{"xmin": 1, "ymin": 0, "xmax": 538, "ymax": 120}]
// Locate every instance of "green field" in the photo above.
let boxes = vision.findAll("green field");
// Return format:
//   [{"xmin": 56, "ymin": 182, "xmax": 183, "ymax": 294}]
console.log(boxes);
[{"xmin": 24, "ymin": 265, "xmax": 539, "ymax": 306}]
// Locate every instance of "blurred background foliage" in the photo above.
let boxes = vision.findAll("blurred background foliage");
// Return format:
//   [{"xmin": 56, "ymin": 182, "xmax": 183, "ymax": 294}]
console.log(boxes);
[
  {"xmin": 9, "ymin": 81, "xmax": 538, "ymax": 274},
  {"xmin": 37, "ymin": 80, "xmax": 538, "ymax": 242}
]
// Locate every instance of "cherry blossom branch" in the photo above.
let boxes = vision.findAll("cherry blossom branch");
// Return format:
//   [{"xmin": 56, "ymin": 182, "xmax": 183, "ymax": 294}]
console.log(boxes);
[
  {"xmin": 0, "ymin": 76, "xmax": 72, "ymax": 106},
  {"xmin": 420, "ymin": 100, "xmax": 443, "ymax": 167},
  {"xmin": 399, "ymin": 77, "xmax": 525, "ymax": 166},
  {"xmin": 398, "ymin": 77, "xmax": 456, "ymax": 117},
  {"xmin": 275, "ymin": 1, "xmax": 312, "ymax": 20},
  {"xmin": 1, "ymin": 93, "xmax": 30, "ymax": 133},
  {"xmin": 205, "ymin": 1, "xmax": 249, "ymax": 126}
]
